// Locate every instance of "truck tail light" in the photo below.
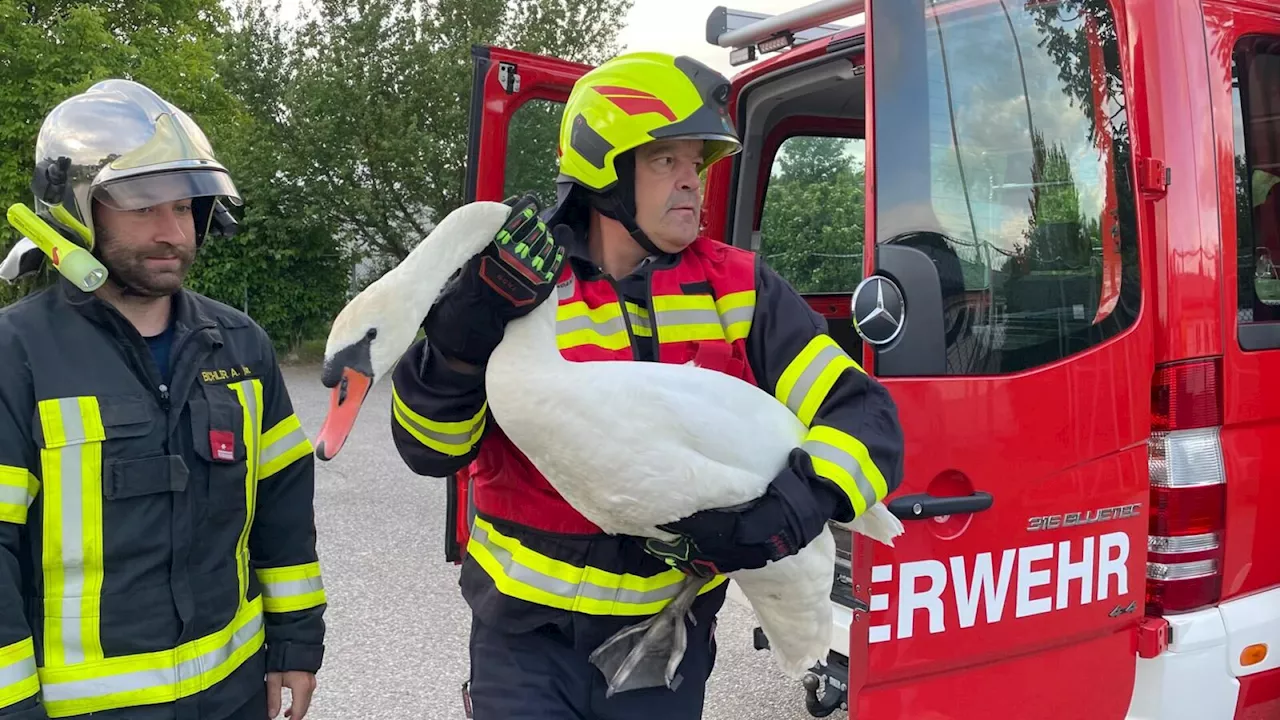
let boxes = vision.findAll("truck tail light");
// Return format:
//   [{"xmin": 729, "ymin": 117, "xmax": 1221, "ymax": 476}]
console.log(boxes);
[{"xmin": 1145, "ymin": 358, "xmax": 1225, "ymax": 617}]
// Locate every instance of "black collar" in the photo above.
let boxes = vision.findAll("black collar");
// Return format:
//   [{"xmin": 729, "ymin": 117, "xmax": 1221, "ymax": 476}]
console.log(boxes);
[
  {"xmin": 564, "ymin": 223, "xmax": 680, "ymax": 281},
  {"xmin": 57, "ymin": 277, "xmax": 221, "ymax": 343}
]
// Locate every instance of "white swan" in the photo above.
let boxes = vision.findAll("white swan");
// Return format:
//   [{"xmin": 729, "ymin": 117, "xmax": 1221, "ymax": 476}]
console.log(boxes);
[{"xmin": 315, "ymin": 201, "xmax": 904, "ymax": 695}]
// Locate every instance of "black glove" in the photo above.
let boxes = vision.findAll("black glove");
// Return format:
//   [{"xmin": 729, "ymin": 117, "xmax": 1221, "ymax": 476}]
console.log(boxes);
[
  {"xmin": 424, "ymin": 195, "xmax": 567, "ymax": 366},
  {"xmin": 645, "ymin": 450, "xmax": 840, "ymax": 575}
]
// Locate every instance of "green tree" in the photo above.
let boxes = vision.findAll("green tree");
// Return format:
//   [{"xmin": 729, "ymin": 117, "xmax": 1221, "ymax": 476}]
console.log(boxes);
[
  {"xmin": 284, "ymin": 0, "xmax": 632, "ymax": 272},
  {"xmin": 0, "ymin": 0, "xmax": 242, "ymax": 305},
  {"xmin": 184, "ymin": 0, "xmax": 352, "ymax": 351},
  {"xmin": 1017, "ymin": 129, "xmax": 1088, "ymax": 271},
  {"xmin": 759, "ymin": 136, "xmax": 866, "ymax": 293},
  {"xmin": 1025, "ymin": 0, "xmax": 1140, "ymax": 326}
]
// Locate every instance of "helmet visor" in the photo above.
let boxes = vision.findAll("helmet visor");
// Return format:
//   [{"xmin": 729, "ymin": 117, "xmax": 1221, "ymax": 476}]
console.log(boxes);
[{"xmin": 92, "ymin": 169, "xmax": 241, "ymax": 212}]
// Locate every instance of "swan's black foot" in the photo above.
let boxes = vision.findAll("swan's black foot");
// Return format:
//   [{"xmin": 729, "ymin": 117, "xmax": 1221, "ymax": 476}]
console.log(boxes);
[{"xmin": 587, "ymin": 576, "xmax": 709, "ymax": 698}]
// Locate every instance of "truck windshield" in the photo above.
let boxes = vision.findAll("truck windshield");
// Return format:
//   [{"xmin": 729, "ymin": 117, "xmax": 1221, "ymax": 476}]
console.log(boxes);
[{"xmin": 871, "ymin": 0, "xmax": 1140, "ymax": 374}]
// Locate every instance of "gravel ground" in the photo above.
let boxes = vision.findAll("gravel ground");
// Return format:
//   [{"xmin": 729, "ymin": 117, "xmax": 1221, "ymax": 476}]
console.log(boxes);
[{"xmin": 282, "ymin": 363, "xmax": 831, "ymax": 720}]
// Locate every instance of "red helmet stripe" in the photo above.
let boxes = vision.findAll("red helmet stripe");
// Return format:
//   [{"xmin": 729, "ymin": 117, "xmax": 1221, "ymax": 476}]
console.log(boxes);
[{"xmin": 594, "ymin": 85, "xmax": 678, "ymax": 122}]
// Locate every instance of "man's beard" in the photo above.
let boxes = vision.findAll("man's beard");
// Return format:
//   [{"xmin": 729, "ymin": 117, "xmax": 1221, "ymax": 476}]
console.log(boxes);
[{"xmin": 96, "ymin": 234, "xmax": 195, "ymax": 297}]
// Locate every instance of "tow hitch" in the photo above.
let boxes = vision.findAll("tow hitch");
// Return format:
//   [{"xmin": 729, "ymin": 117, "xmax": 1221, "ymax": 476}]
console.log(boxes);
[{"xmin": 752, "ymin": 627, "xmax": 849, "ymax": 717}]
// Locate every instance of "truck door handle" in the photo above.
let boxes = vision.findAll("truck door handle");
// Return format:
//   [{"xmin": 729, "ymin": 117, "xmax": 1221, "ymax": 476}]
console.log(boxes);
[{"xmin": 887, "ymin": 491, "xmax": 993, "ymax": 520}]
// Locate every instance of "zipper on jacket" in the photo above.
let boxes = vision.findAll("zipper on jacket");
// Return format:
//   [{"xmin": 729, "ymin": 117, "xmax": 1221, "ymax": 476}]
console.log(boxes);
[{"xmin": 602, "ymin": 272, "xmax": 642, "ymax": 362}]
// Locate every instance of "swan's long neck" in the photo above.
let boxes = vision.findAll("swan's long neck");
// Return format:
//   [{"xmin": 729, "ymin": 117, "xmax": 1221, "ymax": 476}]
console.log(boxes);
[{"xmin": 379, "ymin": 205, "xmax": 510, "ymax": 324}]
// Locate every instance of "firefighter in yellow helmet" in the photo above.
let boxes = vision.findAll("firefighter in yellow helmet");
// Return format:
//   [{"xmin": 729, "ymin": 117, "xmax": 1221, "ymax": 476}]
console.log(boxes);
[
  {"xmin": 391, "ymin": 52, "xmax": 903, "ymax": 717},
  {"xmin": 0, "ymin": 79, "xmax": 326, "ymax": 720}
]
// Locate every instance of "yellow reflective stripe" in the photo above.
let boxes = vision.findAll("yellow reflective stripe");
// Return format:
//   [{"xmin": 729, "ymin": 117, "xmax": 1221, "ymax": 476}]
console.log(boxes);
[
  {"xmin": 38, "ymin": 397, "xmax": 105, "ymax": 667},
  {"xmin": 229, "ymin": 381, "xmax": 262, "ymax": 607},
  {"xmin": 559, "ymin": 300, "xmax": 624, "ymax": 323},
  {"xmin": 467, "ymin": 518, "xmax": 726, "ymax": 616},
  {"xmin": 775, "ymin": 335, "xmax": 865, "ymax": 426},
  {"xmin": 716, "ymin": 290, "xmax": 756, "ymax": 342},
  {"xmin": 0, "ymin": 636, "xmax": 39, "ymax": 709},
  {"xmin": 557, "ymin": 301, "xmax": 630, "ymax": 351},
  {"xmin": 802, "ymin": 425, "xmax": 888, "ymax": 518},
  {"xmin": 255, "ymin": 562, "xmax": 326, "ymax": 613},
  {"xmin": 651, "ymin": 294, "xmax": 727, "ymax": 343},
  {"xmin": 392, "ymin": 384, "xmax": 486, "ymax": 456},
  {"xmin": 38, "ymin": 597, "xmax": 264, "ymax": 718},
  {"xmin": 258, "ymin": 414, "xmax": 313, "ymax": 481},
  {"xmin": 625, "ymin": 302, "xmax": 652, "ymax": 338},
  {"xmin": 651, "ymin": 294, "xmax": 717, "ymax": 313},
  {"xmin": 0, "ymin": 466, "xmax": 38, "ymax": 525}
]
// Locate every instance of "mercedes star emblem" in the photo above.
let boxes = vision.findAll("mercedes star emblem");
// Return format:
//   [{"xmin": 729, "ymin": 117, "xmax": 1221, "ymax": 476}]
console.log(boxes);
[{"xmin": 851, "ymin": 275, "xmax": 905, "ymax": 346}]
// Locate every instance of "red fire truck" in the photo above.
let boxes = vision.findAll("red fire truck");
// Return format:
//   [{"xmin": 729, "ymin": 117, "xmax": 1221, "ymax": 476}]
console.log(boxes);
[{"xmin": 447, "ymin": 0, "xmax": 1280, "ymax": 716}]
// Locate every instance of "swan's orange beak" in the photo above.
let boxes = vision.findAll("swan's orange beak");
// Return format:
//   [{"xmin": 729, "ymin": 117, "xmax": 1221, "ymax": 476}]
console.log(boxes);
[
  {"xmin": 315, "ymin": 367, "xmax": 372, "ymax": 460},
  {"xmin": 315, "ymin": 333, "xmax": 376, "ymax": 461}
]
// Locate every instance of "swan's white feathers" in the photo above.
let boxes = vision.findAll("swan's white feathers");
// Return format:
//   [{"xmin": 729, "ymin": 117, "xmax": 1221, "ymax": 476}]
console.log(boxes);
[
  {"xmin": 323, "ymin": 272, "xmax": 423, "ymax": 385},
  {"xmin": 323, "ymin": 201, "xmax": 513, "ymax": 382},
  {"xmin": 485, "ymin": 353, "xmax": 809, "ymax": 535},
  {"xmin": 326, "ymin": 200, "xmax": 904, "ymax": 681}
]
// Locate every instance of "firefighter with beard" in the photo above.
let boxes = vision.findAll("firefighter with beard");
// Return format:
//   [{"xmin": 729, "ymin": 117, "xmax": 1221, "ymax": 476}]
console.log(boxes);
[{"xmin": 0, "ymin": 80, "xmax": 326, "ymax": 720}]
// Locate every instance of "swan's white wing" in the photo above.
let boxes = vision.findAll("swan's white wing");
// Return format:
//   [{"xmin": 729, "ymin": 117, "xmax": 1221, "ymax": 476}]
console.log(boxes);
[
  {"xmin": 488, "ymin": 359, "xmax": 806, "ymax": 536},
  {"xmin": 575, "ymin": 359, "xmax": 805, "ymax": 469}
]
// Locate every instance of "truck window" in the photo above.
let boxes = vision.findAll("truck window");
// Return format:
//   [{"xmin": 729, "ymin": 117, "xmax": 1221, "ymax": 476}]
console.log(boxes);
[
  {"xmin": 505, "ymin": 98, "xmax": 564, "ymax": 208},
  {"xmin": 1233, "ymin": 35, "xmax": 1280, "ymax": 349},
  {"xmin": 759, "ymin": 135, "xmax": 866, "ymax": 293},
  {"xmin": 872, "ymin": 0, "xmax": 1140, "ymax": 375}
]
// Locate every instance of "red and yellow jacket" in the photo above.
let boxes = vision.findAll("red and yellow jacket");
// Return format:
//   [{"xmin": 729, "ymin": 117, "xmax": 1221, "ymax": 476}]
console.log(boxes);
[{"xmin": 390, "ymin": 233, "xmax": 903, "ymax": 625}]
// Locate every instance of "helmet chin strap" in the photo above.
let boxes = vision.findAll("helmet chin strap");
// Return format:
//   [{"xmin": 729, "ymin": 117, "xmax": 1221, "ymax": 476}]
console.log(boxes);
[
  {"xmin": 588, "ymin": 151, "xmax": 666, "ymax": 258},
  {"xmin": 591, "ymin": 192, "xmax": 665, "ymax": 258}
]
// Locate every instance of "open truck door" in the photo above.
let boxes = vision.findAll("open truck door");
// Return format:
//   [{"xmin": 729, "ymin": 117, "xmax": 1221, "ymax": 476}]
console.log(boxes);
[
  {"xmin": 855, "ymin": 0, "xmax": 1151, "ymax": 715},
  {"xmin": 445, "ymin": 46, "xmax": 593, "ymax": 564},
  {"xmin": 713, "ymin": 0, "xmax": 1153, "ymax": 716}
]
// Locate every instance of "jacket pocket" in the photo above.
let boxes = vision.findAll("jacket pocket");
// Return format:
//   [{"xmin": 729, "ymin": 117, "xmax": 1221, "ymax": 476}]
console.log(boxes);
[
  {"xmin": 190, "ymin": 386, "xmax": 253, "ymax": 516},
  {"xmin": 34, "ymin": 394, "xmax": 153, "ymax": 448},
  {"xmin": 104, "ymin": 455, "xmax": 189, "ymax": 500}
]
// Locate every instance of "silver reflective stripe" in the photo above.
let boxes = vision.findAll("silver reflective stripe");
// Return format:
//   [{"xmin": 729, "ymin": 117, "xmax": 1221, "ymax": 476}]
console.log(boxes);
[
  {"xmin": 41, "ymin": 611, "xmax": 263, "ymax": 703},
  {"xmin": 263, "ymin": 575, "xmax": 324, "ymax": 599},
  {"xmin": 628, "ymin": 310, "xmax": 651, "ymax": 333},
  {"xmin": 556, "ymin": 278, "xmax": 576, "ymax": 300},
  {"xmin": 57, "ymin": 398, "xmax": 86, "ymax": 665},
  {"xmin": 784, "ymin": 343, "xmax": 846, "ymax": 415},
  {"xmin": 58, "ymin": 398, "xmax": 95, "ymax": 444},
  {"xmin": 802, "ymin": 436, "xmax": 879, "ymax": 510},
  {"xmin": 654, "ymin": 309, "xmax": 721, "ymax": 328},
  {"xmin": 393, "ymin": 406, "xmax": 478, "ymax": 447},
  {"xmin": 472, "ymin": 523, "xmax": 683, "ymax": 607},
  {"xmin": 259, "ymin": 425, "xmax": 307, "ymax": 467},
  {"xmin": 719, "ymin": 304, "xmax": 754, "ymax": 327},
  {"xmin": 0, "ymin": 483, "xmax": 28, "ymax": 507},
  {"xmin": 557, "ymin": 313, "xmax": 626, "ymax": 337},
  {"xmin": 0, "ymin": 654, "xmax": 36, "ymax": 692},
  {"xmin": 243, "ymin": 383, "xmax": 260, "ymax": 452}
]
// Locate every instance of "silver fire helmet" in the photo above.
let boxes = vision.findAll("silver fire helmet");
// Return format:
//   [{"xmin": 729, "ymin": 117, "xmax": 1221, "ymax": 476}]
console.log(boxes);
[{"xmin": 31, "ymin": 78, "xmax": 241, "ymax": 249}]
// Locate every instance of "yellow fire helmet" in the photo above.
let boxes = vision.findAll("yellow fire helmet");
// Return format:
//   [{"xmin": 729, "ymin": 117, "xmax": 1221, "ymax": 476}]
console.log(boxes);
[
  {"xmin": 30, "ymin": 79, "xmax": 241, "ymax": 251},
  {"xmin": 549, "ymin": 52, "xmax": 741, "ymax": 254},
  {"xmin": 557, "ymin": 52, "xmax": 742, "ymax": 192}
]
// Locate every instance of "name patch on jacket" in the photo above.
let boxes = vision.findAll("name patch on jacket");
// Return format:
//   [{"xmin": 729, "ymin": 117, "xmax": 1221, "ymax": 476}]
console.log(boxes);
[{"xmin": 200, "ymin": 365, "xmax": 255, "ymax": 384}]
